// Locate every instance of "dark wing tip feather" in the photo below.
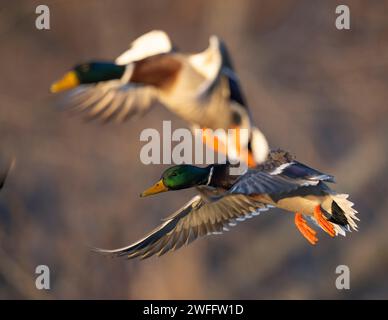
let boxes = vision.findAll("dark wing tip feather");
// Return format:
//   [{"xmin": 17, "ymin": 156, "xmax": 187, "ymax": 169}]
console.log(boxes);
[
  {"xmin": 91, "ymin": 194, "xmax": 269, "ymax": 260},
  {"xmin": 91, "ymin": 197, "xmax": 201, "ymax": 260},
  {"xmin": 280, "ymin": 161, "xmax": 335, "ymax": 183}
]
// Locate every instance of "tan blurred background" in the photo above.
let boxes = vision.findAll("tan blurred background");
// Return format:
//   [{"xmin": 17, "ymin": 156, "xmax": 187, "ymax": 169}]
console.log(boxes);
[{"xmin": 0, "ymin": 0, "xmax": 387, "ymax": 299}]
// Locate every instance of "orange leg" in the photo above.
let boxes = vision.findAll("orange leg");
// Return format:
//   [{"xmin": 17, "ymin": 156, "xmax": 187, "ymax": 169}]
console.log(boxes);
[
  {"xmin": 202, "ymin": 129, "xmax": 227, "ymax": 155},
  {"xmin": 246, "ymin": 151, "xmax": 257, "ymax": 168},
  {"xmin": 232, "ymin": 127, "xmax": 257, "ymax": 167},
  {"xmin": 314, "ymin": 205, "xmax": 335, "ymax": 237},
  {"xmin": 294, "ymin": 213, "xmax": 318, "ymax": 245},
  {"xmin": 201, "ymin": 127, "xmax": 257, "ymax": 168}
]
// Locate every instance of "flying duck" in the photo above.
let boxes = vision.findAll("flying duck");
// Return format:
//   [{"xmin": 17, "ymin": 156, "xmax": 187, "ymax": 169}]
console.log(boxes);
[
  {"xmin": 50, "ymin": 30, "xmax": 268, "ymax": 166},
  {"xmin": 94, "ymin": 150, "xmax": 359, "ymax": 259}
]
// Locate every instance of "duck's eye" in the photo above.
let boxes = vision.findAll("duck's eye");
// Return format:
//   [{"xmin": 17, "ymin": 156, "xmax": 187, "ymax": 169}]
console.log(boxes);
[
  {"xmin": 81, "ymin": 64, "xmax": 90, "ymax": 72},
  {"xmin": 170, "ymin": 172, "xmax": 177, "ymax": 177}
]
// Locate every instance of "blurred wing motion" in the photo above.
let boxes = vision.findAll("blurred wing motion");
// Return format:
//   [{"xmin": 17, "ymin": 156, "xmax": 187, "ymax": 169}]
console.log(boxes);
[
  {"xmin": 188, "ymin": 36, "xmax": 225, "ymax": 99},
  {"xmin": 59, "ymin": 32, "xmax": 249, "ymax": 128},
  {"xmin": 115, "ymin": 30, "xmax": 173, "ymax": 65},
  {"xmin": 94, "ymin": 194, "xmax": 269, "ymax": 259},
  {"xmin": 59, "ymin": 30, "xmax": 175, "ymax": 123},
  {"xmin": 62, "ymin": 80, "xmax": 157, "ymax": 123},
  {"xmin": 194, "ymin": 35, "xmax": 246, "ymax": 106}
]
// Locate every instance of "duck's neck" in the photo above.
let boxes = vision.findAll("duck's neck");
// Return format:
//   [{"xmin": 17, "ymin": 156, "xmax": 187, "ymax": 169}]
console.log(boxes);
[
  {"xmin": 184, "ymin": 165, "xmax": 215, "ymax": 188},
  {"xmin": 203, "ymin": 164, "xmax": 239, "ymax": 189},
  {"xmin": 202, "ymin": 165, "xmax": 216, "ymax": 186},
  {"xmin": 79, "ymin": 62, "xmax": 126, "ymax": 83}
]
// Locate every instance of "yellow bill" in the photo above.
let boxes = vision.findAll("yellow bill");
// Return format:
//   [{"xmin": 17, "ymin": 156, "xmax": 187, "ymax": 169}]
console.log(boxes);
[
  {"xmin": 50, "ymin": 71, "xmax": 80, "ymax": 93},
  {"xmin": 140, "ymin": 179, "xmax": 168, "ymax": 197}
]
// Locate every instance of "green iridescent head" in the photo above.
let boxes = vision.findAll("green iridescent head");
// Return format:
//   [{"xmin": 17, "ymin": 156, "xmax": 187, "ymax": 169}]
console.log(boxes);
[
  {"xmin": 50, "ymin": 61, "xmax": 126, "ymax": 93},
  {"xmin": 140, "ymin": 165, "xmax": 211, "ymax": 197}
]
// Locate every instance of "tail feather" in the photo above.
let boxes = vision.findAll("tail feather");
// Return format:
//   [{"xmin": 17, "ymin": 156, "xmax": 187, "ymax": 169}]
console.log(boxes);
[
  {"xmin": 331, "ymin": 193, "xmax": 359, "ymax": 232},
  {"xmin": 308, "ymin": 193, "xmax": 359, "ymax": 237},
  {"xmin": 327, "ymin": 194, "xmax": 359, "ymax": 236},
  {"xmin": 332, "ymin": 223, "xmax": 350, "ymax": 237}
]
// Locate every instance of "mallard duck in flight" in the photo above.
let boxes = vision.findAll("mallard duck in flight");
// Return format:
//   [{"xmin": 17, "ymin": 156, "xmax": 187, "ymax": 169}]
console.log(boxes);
[
  {"xmin": 50, "ymin": 30, "xmax": 268, "ymax": 166},
  {"xmin": 94, "ymin": 150, "xmax": 359, "ymax": 259}
]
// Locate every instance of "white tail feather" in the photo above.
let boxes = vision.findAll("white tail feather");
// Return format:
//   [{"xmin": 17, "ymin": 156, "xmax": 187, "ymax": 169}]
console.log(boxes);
[
  {"xmin": 331, "ymin": 193, "xmax": 359, "ymax": 233},
  {"xmin": 306, "ymin": 193, "xmax": 359, "ymax": 237},
  {"xmin": 307, "ymin": 215, "xmax": 349, "ymax": 237}
]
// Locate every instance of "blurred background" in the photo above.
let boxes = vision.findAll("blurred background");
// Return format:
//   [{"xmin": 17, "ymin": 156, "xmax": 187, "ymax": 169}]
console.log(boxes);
[{"xmin": 0, "ymin": 0, "xmax": 387, "ymax": 299}]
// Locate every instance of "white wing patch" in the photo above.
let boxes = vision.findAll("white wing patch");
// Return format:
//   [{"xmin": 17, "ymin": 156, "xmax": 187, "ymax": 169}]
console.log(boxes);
[
  {"xmin": 270, "ymin": 162, "xmax": 293, "ymax": 175},
  {"xmin": 116, "ymin": 30, "xmax": 172, "ymax": 65}
]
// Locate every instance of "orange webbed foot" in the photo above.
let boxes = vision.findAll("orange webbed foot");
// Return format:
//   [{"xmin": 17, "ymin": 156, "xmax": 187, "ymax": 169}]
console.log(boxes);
[
  {"xmin": 294, "ymin": 213, "xmax": 318, "ymax": 245},
  {"xmin": 314, "ymin": 205, "xmax": 335, "ymax": 237}
]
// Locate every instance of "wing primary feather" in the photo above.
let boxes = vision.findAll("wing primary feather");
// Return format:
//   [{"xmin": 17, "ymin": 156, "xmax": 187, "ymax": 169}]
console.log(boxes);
[{"xmin": 93, "ymin": 194, "xmax": 271, "ymax": 259}]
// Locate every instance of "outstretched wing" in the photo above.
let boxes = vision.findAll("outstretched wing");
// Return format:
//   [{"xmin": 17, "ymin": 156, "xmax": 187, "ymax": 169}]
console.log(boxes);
[
  {"xmin": 272, "ymin": 161, "xmax": 335, "ymax": 183},
  {"xmin": 61, "ymin": 80, "xmax": 157, "ymax": 123},
  {"xmin": 230, "ymin": 161, "xmax": 334, "ymax": 196},
  {"xmin": 60, "ymin": 54, "xmax": 182, "ymax": 123},
  {"xmin": 94, "ymin": 194, "xmax": 269, "ymax": 259},
  {"xmin": 115, "ymin": 30, "xmax": 173, "ymax": 66},
  {"xmin": 195, "ymin": 36, "xmax": 246, "ymax": 107}
]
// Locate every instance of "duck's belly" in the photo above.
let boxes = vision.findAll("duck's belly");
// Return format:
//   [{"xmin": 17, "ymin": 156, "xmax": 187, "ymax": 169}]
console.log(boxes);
[
  {"xmin": 161, "ymin": 94, "xmax": 233, "ymax": 129},
  {"xmin": 158, "ymin": 65, "xmax": 235, "ymax": 129},
  {"xmin": 253, "ymin": 194, "xmax": 327, "ymax": 216}
]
